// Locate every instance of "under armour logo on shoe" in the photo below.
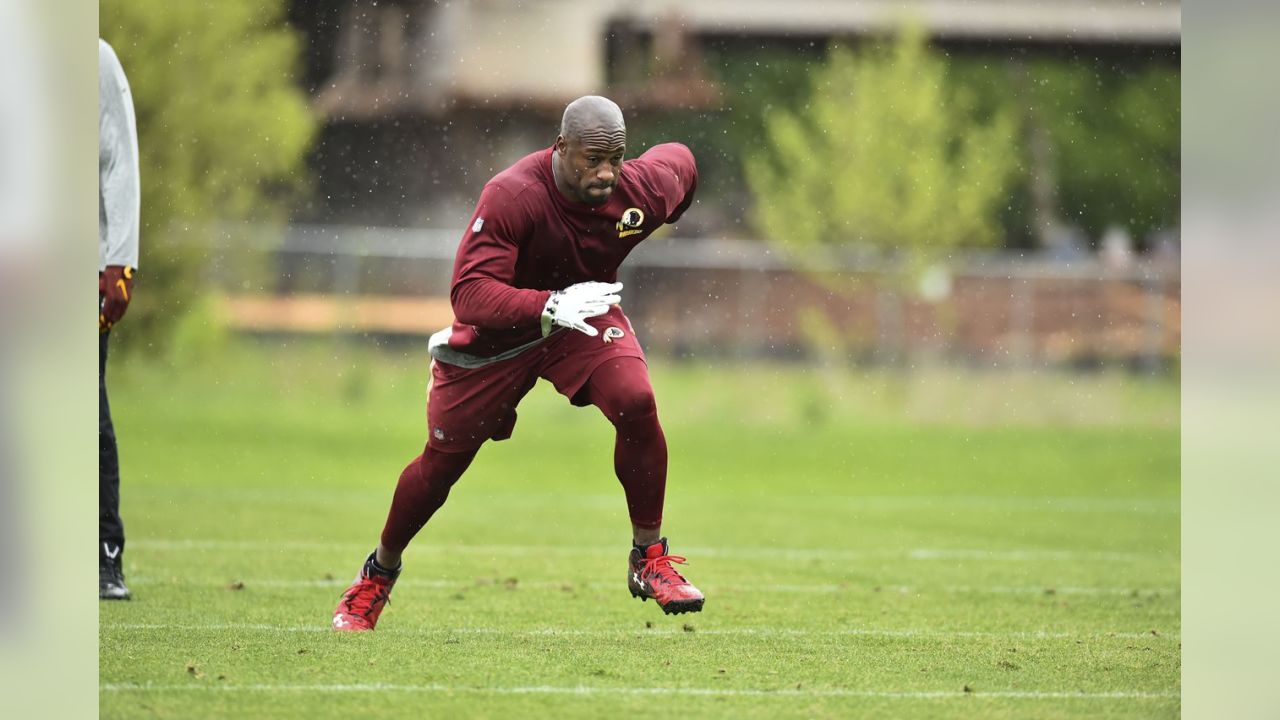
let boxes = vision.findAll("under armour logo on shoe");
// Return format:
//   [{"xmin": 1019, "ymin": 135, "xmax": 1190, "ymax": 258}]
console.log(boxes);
[
  {"xmin": 333, "ymin": 616, "xmax": 348, "ymax": 629},
  {"xmin": 632, "ymin": 571, "xmax": 644, "ymax": 589},
  {"xmin": 103, "ymin": 543, "xmax": 120, "ymax": 560}
]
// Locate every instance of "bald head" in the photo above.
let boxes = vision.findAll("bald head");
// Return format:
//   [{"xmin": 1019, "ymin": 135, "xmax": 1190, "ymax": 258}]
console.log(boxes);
[
  {"xmin": 552, "ymin": 96, "xmax": 628, "ymax": 205},
  {"xmin": 560, "ymin": 95, "xmax": 625, "ymax": 140}
]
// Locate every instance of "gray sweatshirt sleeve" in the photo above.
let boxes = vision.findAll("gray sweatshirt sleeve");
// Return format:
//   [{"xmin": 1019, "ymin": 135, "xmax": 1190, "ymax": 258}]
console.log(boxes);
[{"xmin": 99, "ymin": 39, "xmax": 139, "ymax": 271}]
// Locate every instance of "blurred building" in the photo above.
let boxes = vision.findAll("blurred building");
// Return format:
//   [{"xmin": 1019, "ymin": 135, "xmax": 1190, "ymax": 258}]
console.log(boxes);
[
  {"xmin": 286, "ymin": 0, "xmax": 1180, "ymax": 229},
  {"xmin": 256, "ymin": 1, "xmax": 1180, "ymax": 370}
]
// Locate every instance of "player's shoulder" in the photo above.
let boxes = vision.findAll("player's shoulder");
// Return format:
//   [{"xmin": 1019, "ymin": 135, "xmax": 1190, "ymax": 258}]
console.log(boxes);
[
  {"xmin": 98, "ymin": 39, "xmax": 133, "ymax": 99},
  {"xmin": 484, "ymin": 147, "xmax": 551, "ymax": 203},
  {"xmin": 99, "ymin": 39, "xmax": 128, "ymax": 71},
  {"xmin": 624, "ymin": 143, "xmax": 697, "ymax": 193},
  {"xmin": 99, "ymin": 39, "xmax": 122, "ymax": 75},
  {"xmin": 623, "ymin": 143, "xmax": 697, "ymax": 202},
  {"xmin": 630, "ymin": 142, "xmax": 696, "ymax": 170}
]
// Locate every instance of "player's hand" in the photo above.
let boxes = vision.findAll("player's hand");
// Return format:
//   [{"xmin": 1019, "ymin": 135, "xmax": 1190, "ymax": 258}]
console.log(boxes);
[
  {"xmin": 100, "ymin": 265, "xmax": 135, "ymax": 333},
  {"xmin": 541, "ymin": 281, "xmax": 622, "ymax": 337}
]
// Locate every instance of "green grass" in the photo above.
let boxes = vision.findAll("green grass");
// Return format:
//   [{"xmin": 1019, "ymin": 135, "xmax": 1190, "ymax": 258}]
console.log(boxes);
[{"xmin": 100, "ymin": 338, "xmax": 1180, "ymax": 718}]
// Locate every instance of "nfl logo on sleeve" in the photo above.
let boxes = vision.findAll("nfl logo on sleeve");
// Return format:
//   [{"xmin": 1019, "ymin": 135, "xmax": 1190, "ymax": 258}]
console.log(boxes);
[{"xmin": 472, "ymin": 218, "xmax": 484, "ymax": 233}]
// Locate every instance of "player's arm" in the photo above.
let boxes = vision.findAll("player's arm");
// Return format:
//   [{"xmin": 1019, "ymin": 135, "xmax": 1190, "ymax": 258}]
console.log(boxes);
[
  {"xmin": 640, "ymin": 142, "xmax": 698, "ymax": 224},
  {"xmin": 449, "ymin": 185, "xmax": 550, "ymax": 330},
  {"xmin": 450, "ymin": 185, "xmax": 621, "ymax": 337},
  {"xmin": 99, "ymin": 41, "xmax": 140, "ymax": 331}
]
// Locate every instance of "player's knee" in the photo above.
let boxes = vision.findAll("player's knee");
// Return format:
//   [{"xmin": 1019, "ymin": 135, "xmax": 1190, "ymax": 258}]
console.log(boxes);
[{"xmin": 607, "ymin": 385, "xmax": 657, "ymax": 423}]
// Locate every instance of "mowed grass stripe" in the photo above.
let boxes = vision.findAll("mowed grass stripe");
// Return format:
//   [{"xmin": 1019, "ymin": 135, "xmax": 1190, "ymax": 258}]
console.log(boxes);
[
  {"xmin": 122, "ymin": 575, "xmax": 1179, "ymax": 596},
  {"xmin": 117, "ymin": 486, "xmax": 1181, "ymax": 514},
  {"xmin": 128, "ymin": 539, "xmax": 1173, "ymax": 563},
  {"xmin": 104, "ymin": 622, "xmax": 1177, "ymax": 641},
  {"xmin": 100, "ymin": 682, "xmax": 1179, "ymax": 700}
]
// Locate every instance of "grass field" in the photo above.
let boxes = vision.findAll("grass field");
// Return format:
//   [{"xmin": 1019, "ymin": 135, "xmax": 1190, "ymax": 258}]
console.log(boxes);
[{"xmin": 99, "ymin": 338, "xmax": 1180, "ymax": 718}]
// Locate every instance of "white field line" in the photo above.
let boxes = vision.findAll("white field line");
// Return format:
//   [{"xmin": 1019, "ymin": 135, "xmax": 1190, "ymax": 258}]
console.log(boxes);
[
  {"xmin": 126, "ymin": 575, "xmax": 1178, "ymax": 597},
  {"xmin": 129, "ymin": 539, "xmax": 1172, "ymax": 564},
  {"xmin": 104, "ymin": 623, "xmax": 1177, "ymax": 641},
  {"xmin": 99, "ymin": 682, "xmax": 1179, "ymax": 700}
]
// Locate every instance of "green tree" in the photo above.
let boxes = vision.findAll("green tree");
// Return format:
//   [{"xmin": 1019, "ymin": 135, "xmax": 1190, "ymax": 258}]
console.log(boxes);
[
  {"xmin": 100, "ymin": 1, "xmax": 316, "ymax": 353},
  {"xmin": 941, "ymin": 57, "xmax": 1180, "ymax": 248},
  {"xmin": 745, "ymin": 26, "xmax": 1018, "ymax": 269},
  {"xmin": 1028, "ymin": 61, "xmax": 1179, "ymax": 245}
]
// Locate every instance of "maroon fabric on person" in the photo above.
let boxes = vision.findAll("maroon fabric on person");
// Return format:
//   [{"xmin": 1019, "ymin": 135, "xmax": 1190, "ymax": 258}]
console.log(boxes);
[
  {"xmin": 425, "ymin": 355, "xmax": 540, "ymax": 452},
  {"xmin": 385, "ymin": 337, "xmax": 664, "ymax": 550},
  {"xmin": 581, "ymin": 357, "xmax": 668, "ymax": 530},
  {"xmin": 427, "ymin": 304, "xmax": 645, "ymax": 454},
  {"xmin": 379, "ymin": 445, "xmax": 478, "ymax": 554},
  {"xmin": 447, "ymin": 143, "xmax": 697, "ymax": 359}
]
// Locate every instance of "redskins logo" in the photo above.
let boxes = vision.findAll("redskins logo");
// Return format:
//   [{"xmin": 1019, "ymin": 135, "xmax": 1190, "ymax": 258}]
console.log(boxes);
[
  {"xmin": 616, "ymin": 207, "xmax": 645, "ymax": 238},
  {"xmin": 603, "ymin": 327, "xmax": 626, "ymax": 343}
]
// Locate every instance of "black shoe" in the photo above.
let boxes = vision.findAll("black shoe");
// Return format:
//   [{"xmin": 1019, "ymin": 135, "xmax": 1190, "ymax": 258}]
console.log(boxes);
[{"xmin": 99, "ymin": 545, "xmax": 131, "ymax": 600}]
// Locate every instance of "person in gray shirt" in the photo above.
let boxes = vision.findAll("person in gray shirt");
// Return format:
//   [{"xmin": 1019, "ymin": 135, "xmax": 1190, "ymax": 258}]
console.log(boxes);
[{"xmin": 99, "ymin": 38, "xmax": 139, "ymax": 600}]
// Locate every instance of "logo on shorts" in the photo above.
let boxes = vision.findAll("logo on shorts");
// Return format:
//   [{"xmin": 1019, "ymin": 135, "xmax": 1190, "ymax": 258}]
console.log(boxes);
[
  {"xmin": 603, "ymin": 327, "xmax": 625, "ymax": 343},
  {"xmin": 616, "ymin": 208, "xmax": 645, "ymax": 238},
  {"xmin": 433, "ymin": 427, "xmax": 445, "ymax": 441}
]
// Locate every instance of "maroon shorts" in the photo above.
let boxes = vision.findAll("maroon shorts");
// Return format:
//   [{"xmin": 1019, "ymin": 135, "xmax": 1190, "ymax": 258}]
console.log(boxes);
[{"xmin": 426, "ymin": 305, "xmax": 646, "ymax": 452}]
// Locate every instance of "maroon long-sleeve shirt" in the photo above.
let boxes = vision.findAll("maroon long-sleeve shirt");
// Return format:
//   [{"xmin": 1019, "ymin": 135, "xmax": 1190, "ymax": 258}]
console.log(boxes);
[{"xmin": 443, "ymin": 143, "xmax": 698, "ymax": 359}]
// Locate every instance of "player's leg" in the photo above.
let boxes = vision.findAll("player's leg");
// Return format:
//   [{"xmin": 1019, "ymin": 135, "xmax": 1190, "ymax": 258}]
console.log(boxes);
[
  {"xmin": 582, "ymin": 357, "xmax": 667, "ymax": 543},
  {"xmin": 334, "ymin": 357, "xmax": 535, "ymax": 631},
  {"xmin": 98, "ymin": 329, "xmax": 129, "ymax": 600},
  {"xmin": 332, "ymin": 445, "xmax": 477, "ymax": 632},
  {"xmin": 377, "ymin": 445, "xmax": 478, "ymax": 569},
  {"xmin": 580, "ymin": 356, "xmax": 704, "ymax": 615}
]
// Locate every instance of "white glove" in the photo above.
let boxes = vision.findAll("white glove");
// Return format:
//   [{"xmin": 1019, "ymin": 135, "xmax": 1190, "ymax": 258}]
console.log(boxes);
[{"xmin": 541, "ymin": 281, "xmax": 623, "ymax": 337}]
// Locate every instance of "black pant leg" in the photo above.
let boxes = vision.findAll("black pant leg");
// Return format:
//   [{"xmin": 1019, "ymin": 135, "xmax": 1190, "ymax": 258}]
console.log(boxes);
[{"xmin": 99, "ymin": 330, "xmax": 124, "ymax": 559}]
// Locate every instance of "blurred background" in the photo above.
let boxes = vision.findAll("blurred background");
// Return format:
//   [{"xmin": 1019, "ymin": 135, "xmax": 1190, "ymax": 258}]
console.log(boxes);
[{"xmin": 98, "ymin": 0, "xmax": 1180, "ymax": 381}]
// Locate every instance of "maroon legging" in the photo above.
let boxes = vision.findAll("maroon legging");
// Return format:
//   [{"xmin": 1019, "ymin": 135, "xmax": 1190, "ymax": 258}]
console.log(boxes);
[
  {"xmin": 380, "ymin": 357, "xmax": 666, "ymax": 554},
  {"xmin": 582, "ymin": 357, "xmax": 668, "ymax": 531},
  {"xmin": 379, "ymin": 446, "xmax": 476, "ymax": 554}
]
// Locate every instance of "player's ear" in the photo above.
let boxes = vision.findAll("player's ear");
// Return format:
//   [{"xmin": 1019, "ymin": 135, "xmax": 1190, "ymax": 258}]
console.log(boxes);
[{"xmin": 555, "ymin": 135, "xmax": 568, "ymax": 155}]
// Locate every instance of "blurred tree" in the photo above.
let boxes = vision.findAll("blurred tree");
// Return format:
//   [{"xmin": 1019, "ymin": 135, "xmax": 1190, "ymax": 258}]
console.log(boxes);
[
  {"xmin": 745, "ymin": 25, "xmax": 1018, "ymax": 270},
  {"xmin": 1028, "ymin": 61, "xmax": 1179, "ymax": 247},
  {"xmin": 624, "ymin": 43, "xmax": 820, "ymax": 236},
  {"xmin": 915, "ymin": 56, "xmax": 1180, "ymax": 249},
  {"xmin": 697, "ymin": 36, "xmax": 1178, "ymax": 252},
  {"xmin": 100, "ymin": 1, "xmax": 316, "ymax": 354}
]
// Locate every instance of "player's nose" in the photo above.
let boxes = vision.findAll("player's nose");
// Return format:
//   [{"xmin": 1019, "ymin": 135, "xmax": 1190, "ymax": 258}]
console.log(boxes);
[{"xmin": 595, "ymin": 166, "xmax": 615, "ymax": 184}]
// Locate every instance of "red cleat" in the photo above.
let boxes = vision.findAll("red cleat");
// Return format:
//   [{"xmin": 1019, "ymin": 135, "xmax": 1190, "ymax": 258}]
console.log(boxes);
[
  {"xmin": 332, "ymin": 553, "xmax": 399, "ymax": 632},
  {"xmin": 628, "ymin": 538, "xmax": 705, "ymax": 615}
]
